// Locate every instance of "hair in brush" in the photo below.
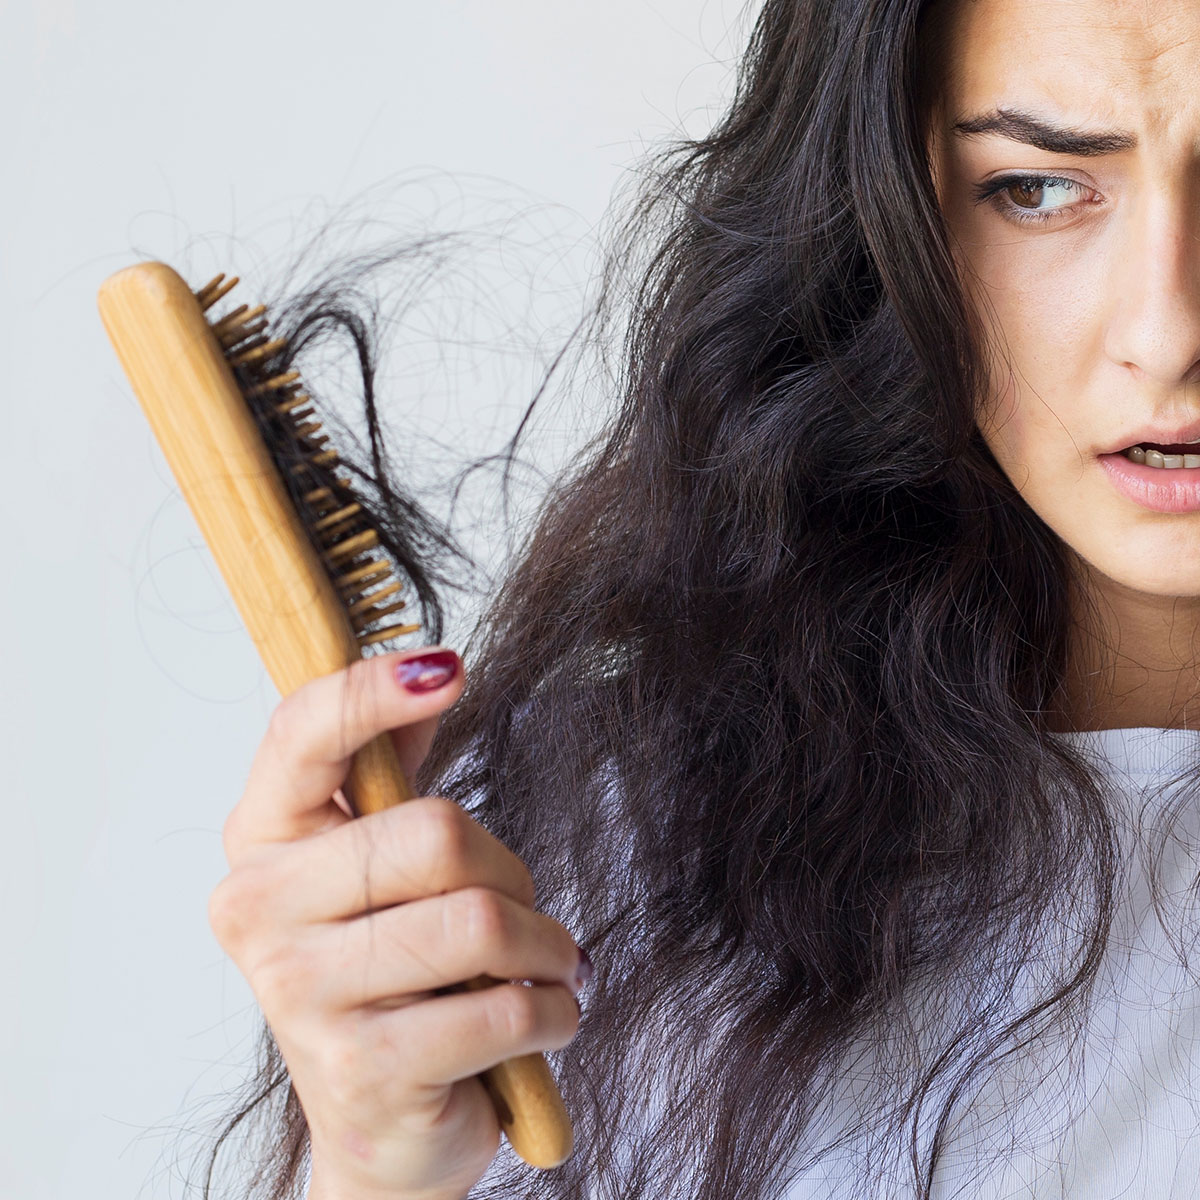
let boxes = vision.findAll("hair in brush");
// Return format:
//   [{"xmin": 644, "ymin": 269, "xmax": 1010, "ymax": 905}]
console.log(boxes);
[{"xmin": 214, "ymin": 266, "xmax": 466, "ymax": 649}]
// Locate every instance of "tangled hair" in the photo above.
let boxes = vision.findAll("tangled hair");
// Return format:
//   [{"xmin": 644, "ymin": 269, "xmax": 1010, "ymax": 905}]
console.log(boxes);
[{"xmin": 188, "ymin": 0, "xmax": 1200, "ymax": 1195}]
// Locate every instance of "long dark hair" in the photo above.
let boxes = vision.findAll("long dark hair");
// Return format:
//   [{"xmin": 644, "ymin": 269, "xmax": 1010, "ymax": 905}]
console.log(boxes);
[{"xmin": 191, "ymin": 0, "xmax": 1141, "ymax": 1195}]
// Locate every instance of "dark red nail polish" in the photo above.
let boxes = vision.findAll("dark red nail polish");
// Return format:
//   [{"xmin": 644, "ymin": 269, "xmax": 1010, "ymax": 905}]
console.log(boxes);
[{"xmin": 394, "ymin": 649, "xmax": 459, "ymax": 693}]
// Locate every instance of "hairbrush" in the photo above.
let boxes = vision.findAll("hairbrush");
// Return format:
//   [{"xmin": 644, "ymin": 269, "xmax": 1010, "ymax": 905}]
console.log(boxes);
[{"xmin": 97, "ymin": 260, "xmax": 573, "ymax": 1169}]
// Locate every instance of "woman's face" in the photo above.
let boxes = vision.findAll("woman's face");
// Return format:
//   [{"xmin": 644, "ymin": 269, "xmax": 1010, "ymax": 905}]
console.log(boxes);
[{"xmin": 929, "ymin": 0, "xmax": 1200, "ymax": 602}]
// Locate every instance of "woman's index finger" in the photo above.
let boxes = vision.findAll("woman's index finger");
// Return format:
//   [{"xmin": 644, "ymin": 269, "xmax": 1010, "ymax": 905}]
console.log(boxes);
[{"xmin": 222, "ymin": 649, "xmax": 464, "ymax": 867}]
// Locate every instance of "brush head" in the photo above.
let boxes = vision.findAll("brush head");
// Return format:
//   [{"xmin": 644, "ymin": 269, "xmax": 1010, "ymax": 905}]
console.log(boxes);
[
  {"xmin": 194, "ymin": 272, "xmax": 420, "ymax": 652},
  {"xmin": 98, "ymin": 261, "xmax": 421, "ymax": 697}
]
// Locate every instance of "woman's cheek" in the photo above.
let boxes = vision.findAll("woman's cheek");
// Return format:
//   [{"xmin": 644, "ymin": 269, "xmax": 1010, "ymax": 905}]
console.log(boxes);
[{"xmin": 978, "ymin": 376, "xmax": 1032, "ymax": 479}]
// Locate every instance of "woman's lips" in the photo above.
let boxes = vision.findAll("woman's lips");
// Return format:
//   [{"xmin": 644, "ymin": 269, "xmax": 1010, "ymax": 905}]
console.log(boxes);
[{"xmin": 1099, "ymin": 452, "xmax": 1200, "ymax": 513}]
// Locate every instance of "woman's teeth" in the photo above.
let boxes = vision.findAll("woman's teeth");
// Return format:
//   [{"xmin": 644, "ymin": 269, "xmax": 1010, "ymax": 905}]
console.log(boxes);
[{"xmin": 1124, "ymin": 445, "xmax": 1200, "ymax": 468}]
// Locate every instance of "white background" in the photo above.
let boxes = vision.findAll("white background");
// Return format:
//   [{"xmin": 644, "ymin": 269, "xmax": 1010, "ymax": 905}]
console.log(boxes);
[{"xmin": 0, "ymin": 1, "xmax": 749, "ymax": 1196}]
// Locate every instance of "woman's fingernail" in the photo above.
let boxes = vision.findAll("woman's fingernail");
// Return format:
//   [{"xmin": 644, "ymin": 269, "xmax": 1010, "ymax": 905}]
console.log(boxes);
[
  {"xmin": 394, "ymin": 649, "xmax": 459, "ymax": 694},
  {"xmin": 573, "ymin": 947, "xmax": 594, "ymax": 993}
]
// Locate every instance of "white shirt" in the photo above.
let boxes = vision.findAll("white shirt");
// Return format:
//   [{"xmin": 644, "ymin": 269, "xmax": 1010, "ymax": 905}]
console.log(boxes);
[{"xmin": 779, "ymin": 725, "xmax": 1200, "ymax": 1198}]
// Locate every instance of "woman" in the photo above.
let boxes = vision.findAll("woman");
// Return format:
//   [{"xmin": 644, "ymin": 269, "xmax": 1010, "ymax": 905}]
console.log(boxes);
[{"xmin": 202, "ymin": 0, "xmax": 1200, "ymax": 1196}]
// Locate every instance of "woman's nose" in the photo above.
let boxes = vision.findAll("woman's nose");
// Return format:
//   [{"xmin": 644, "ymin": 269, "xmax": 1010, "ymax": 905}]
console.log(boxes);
[{"xmin": 1104, "ymin": 189, "xmax": 1200, "ymax": 388}]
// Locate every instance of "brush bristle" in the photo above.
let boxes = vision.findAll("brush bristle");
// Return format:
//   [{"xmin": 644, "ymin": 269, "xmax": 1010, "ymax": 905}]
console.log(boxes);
[{"xmin": 193, "ymin": 273, "xmax": 420, "ymax": 650}]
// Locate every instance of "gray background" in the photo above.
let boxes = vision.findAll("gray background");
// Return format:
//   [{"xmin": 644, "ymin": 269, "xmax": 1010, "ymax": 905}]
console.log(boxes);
[{"xmin": 1, "ymin": 1, "xmax": 746, "ymax": 1196}]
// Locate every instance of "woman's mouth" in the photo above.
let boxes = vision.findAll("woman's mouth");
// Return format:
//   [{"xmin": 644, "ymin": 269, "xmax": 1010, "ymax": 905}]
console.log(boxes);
[
  {"xmin": 1119, "ymin": 443, "xmax": 1200, "ymax": 468},
  {"xmin": 1100, "ymin": 444, "xmax": 1200, "ymax": 513}
]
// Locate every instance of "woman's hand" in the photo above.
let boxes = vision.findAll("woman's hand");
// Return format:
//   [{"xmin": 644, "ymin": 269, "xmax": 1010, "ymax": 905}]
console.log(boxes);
[{"xmin": 207, "ymin": 648, "xmax": 587, "ymax": 1200}]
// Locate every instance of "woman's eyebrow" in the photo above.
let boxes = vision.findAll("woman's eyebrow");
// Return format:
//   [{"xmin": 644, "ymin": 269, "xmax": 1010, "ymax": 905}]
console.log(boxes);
[{"xmin": 952, "ymin": 107, "xmax": 1137, "ymax": 156}]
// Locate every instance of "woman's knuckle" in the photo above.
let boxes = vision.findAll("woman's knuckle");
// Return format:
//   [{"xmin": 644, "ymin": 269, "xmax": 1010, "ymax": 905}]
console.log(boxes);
[
  {"xmin": 266, "ymin": 694, "xmax": 303, "ymax": 748},
  {"xmin": 207, "ymin": 865, "xmax": 267, "ymax": 945},
  {"xmin": 222, "ymin": 798, "xmax": 264, "ymax": 866},
  {"xmin": 206, "ymin": 875, "xmax": 240, "ymax": 941},
  {"xmin": 455, "ymin": 886, "xmax": 508, "ymax": 950},
  {"xmin": 413, "ymin": 797, "xmax": 470, "ymax": 868},
  {"xmin": 492, "ymin": 985, "xmax": 540, "ymax": 1044},
  {"xmin": 253, "ymin": 944, "xmax": 315, "ymax": 1011}
]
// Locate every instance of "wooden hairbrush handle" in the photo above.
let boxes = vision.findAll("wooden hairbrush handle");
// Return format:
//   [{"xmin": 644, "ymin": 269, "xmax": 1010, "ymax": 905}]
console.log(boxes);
[{"xmin": 98, "ymin": 260, "xmax": 573, "ymax": 1169}]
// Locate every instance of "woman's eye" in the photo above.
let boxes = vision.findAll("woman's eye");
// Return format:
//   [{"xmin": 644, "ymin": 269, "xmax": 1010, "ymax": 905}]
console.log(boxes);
[{"xmin": 971, "ymin": 174, "xmax": 1096, "ymax": 227}]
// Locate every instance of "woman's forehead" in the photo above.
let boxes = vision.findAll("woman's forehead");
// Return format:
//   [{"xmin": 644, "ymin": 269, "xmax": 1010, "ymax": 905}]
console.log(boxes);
[
  {"xmin": 928, "ymin": 0, "xmax": 1200, "ymax": 146},
  {"xmin": 937, "ymin": 0, "xmax": 1196, "ymax": 58}
]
